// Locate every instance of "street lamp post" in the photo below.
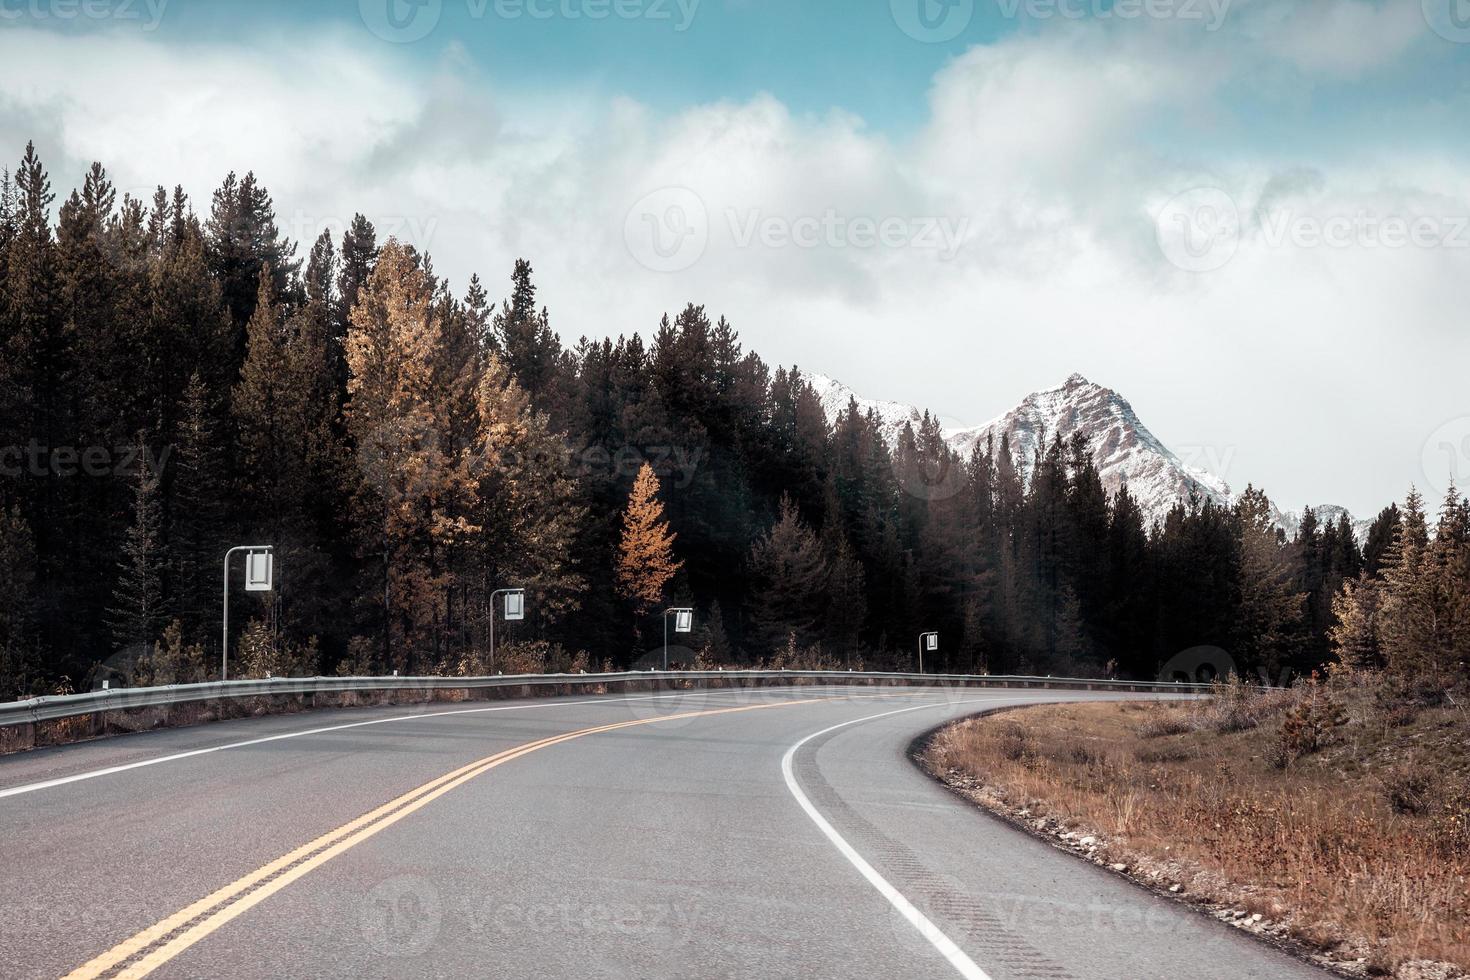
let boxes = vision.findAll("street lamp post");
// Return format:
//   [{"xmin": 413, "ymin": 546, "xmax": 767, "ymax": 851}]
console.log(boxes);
[
  {"xmin": 918, "ymin": 632, "xmax": 939, "ymax": 674},
  {"xmin": 489, "ymin": 588, "xmax": 525, "ymax": 674},
  {"xmin": 222, "ymin": 545, "xmax": 274, "ymax": 682},
  {"xmin": 663, "ymin": 608, "xmax": 693, "ymax": 671}
]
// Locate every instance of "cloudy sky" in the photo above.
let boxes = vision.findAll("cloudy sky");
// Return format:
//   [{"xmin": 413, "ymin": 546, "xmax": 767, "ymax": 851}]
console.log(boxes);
[{"xmin": 1, "ymin": 0, "xmax": 1467, "ymax": 516}]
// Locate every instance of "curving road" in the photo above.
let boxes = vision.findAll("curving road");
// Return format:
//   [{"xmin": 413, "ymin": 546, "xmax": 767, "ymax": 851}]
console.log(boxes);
[{"xmin": 0, "ymin": 686, "xmax": 1328, "ymax": 979}]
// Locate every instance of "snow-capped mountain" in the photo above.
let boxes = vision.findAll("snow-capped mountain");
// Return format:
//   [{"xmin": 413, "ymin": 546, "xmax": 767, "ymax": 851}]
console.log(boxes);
[
  {"xmin": 808, "ymin": 371, "xmax": 1363, "ymax": 537},
  {"xmin": 808, "ymin": 373, "xmax": 941, "ymax": 449}
]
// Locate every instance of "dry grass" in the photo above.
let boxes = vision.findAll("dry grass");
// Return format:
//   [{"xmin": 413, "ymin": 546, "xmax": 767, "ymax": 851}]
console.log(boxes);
[{"xmin": 924, "ymin": 674, "xmax": 1470, "ymax": 978}]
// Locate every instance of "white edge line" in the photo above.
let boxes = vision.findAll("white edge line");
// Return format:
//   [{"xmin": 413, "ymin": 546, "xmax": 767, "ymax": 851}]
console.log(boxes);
[{"xmin": 781, "ymin": 697, "xmax": 1003, "ymax": 980}]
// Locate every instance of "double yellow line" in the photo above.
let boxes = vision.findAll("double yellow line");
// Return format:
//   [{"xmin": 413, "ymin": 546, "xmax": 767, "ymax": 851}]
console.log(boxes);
[{"xmin": 65, "ymin": 697, "xmax": 826, "ymax": 979}]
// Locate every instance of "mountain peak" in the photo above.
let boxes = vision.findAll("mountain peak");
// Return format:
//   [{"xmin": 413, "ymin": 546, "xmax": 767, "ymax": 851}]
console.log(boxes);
[
  {"xmin": 807, "ymin": 369, "xmax": 1363, "ymax": 541},
  {"xmin": 810, "ymin": 368, "xmax": 1232, "ymax": 527}
]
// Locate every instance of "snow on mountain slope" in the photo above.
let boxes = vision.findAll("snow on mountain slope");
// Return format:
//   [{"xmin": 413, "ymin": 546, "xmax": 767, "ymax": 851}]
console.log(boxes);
[
  {"xmin": 809, "ymin": 371, "xmax": 1361, "ymax": 537},
  {"xmin": 1273, "ymin": 505, "xmax": 1373, "ymax": 544},
  {"xmin": 808, "ymin": 373, "xmax": 934, "ymax": 449}
]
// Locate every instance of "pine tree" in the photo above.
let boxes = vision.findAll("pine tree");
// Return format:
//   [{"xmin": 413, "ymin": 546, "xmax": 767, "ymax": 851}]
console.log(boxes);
[
  {"xmin": 699, "ymin": 599, "xmax": 734, "ymax": 665},
  {"xmin": 234, "ymin": 268, "xmax": 303, "ymax": 524},
  {"xmin": 1330, "ymin": 572, "xmax": 1383, "ymax": 671},
  {"xmin": 1378, "ymin": 489, "xmax": 1440, "ymax": 676},
  {"xmin": 205, "ymin": 170, "xmax": 299, "ymax": 332},
  {"xmin": 1362, "ymin": 503, "xmax": 1401, "ymax": 577},
  {"xmin": 0, "ymin": 507, "xmax": 38, "ymax": 699},
  {"xmin": 748, "ymin": 496, "xmax": 829, "ymax": 654},
  {"xmin": 107, "ymin": 447, "xmax": 169, "ymax": 651},
  {"xmin": 3, "ymin": 145, "xmax": 64, "ymax": 642},
  {"xmin": 171, "ymin": 373, "xmax": 227, "ymax": 643},
  {"xmin": 825, "ymin": 533, "xmax": 867, "ymax": 667},
  {"xmin": 615, "ymin": 463, "xmax": 683, "ymax": 615},
  {"xmin": 493, "ymin": 259, "xmax": 561, "ymax": 409},
  {"xmin": 337, "ymin": 214, "xmax": 377, "ymax": 320},
  {"xmin": 1233, "ymin": 485, "xmax": 1305, "ymax": 676},
  {"xmin": 464, "ymin": 274, "xmax": 493, "ymax": 356}
]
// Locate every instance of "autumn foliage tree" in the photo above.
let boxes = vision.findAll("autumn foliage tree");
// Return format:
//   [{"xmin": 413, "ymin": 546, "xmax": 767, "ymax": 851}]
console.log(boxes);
[
  {"xmin": 464, "ymin": 356, "xmax": 586, "ymax": 645},
  {"xmin": 616, "ymin": 463, "xmax": 682, "ymax": 615},
  {"xmin": 344, "ymin": 240, "xmax": 478, "ymax": 671},
  {"xmin": 1331, "ymin": 485, "xmax": 1470, "ymax": 679}
]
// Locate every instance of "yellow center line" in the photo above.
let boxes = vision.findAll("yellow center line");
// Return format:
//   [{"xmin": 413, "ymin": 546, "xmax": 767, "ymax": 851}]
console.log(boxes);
[{"xmin": 65, "ymin": 696, "xmax": 829, "ymax": 980}]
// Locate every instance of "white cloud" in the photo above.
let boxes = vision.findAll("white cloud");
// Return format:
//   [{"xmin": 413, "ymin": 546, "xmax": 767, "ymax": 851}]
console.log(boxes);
[{"xmin": 0, "ymin": 11, "xmax": 1465, "ymax": 515}]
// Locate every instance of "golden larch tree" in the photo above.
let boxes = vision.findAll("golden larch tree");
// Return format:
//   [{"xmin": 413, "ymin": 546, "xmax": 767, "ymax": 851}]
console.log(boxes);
[
  {"xmin": 344, "ymin": 240, "xmax": 479, "ymax": 669},
  {"xmin": 616, "ymin": 463, "xmax": 682, "ymax": 614}
]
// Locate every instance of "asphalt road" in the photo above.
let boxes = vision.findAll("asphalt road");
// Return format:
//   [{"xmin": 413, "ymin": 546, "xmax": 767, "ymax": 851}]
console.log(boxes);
[{"xmin": 0, "ymin": 686, "xmax": 1329, "ymax": 979}]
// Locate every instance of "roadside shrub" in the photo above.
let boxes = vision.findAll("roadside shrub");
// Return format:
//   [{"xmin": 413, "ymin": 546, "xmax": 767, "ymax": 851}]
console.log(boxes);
[
  {"xmin": 999, "ymin": 723, "xmax": 1033, "ymax": 762},
  {"xmin": 1375, "ymin": 674, "xmax": 1450, "ymax": 712},
  {"xmin": 763, "ymin": 637, "xmax": 844, "ymax": 672},
  {"xmin": 1066, "ymin": 742, "xmax": 1103, "ymax": 767},
  {"xmin": 134, "ymin": 620, "xmax": 210, "ymax": 685},
  {"xmin": 1383, "ymin": 704, "xmax": 1418, "ymax": 728},
  {"xmin": 236, "ymin": 620, "xmax": 320, "ymax": 679},
  {"xmin": 1432, "ymin": 791, "xmax": 1470, "ymax": 850},
  {"xmin": 1381, "ymin": 764, "xmax": 1436, "ymax": 816},
  {"xmin": 1270, "ymin": 685, "xmax": 1347, "ymax": 769},
  {"xmin": 1138, "ymin": 711, "xmax": 1191, "ymax": 738},
  {"xmin": 1189, "ymin": 676, "xmax": 1295, "ymax": 734},
  {"xmin": 449, "ymin": 639, "xmax": 586, "ymax": 677}
]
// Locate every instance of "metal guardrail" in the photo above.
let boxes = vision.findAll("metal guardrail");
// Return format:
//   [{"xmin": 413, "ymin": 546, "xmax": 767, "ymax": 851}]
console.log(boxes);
[{"xmin": 0, "ymin": 670, "xmax": 1215, "ymax": 729}]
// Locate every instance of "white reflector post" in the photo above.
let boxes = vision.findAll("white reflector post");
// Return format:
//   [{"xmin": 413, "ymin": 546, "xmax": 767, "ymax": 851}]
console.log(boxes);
[
  {"xmin": 245, "ymin": 550, "xmax": 273, "ymax": 592},
  {"xmin": 504, "ymin": 590, "xmax": 525, "ymax": 622}
]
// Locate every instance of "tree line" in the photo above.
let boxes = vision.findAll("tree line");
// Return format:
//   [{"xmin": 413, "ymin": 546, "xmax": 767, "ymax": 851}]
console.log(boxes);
[{"xmin": 0, "ymin": 143, "xmax": 1464, "ymax": 698}]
